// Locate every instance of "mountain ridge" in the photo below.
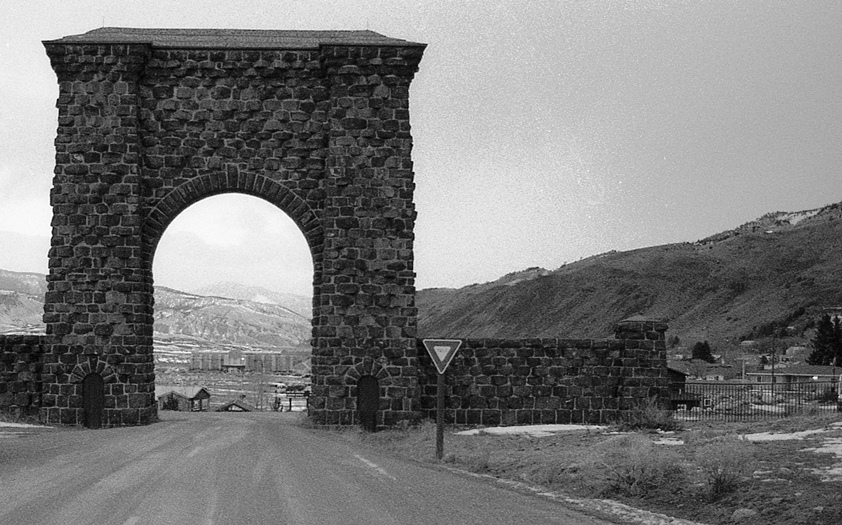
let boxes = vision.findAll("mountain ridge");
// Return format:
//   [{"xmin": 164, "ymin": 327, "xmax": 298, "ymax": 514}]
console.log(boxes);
[{"xmin": 417, "ymin": 200, "xmax": 842, "ymax": 344}]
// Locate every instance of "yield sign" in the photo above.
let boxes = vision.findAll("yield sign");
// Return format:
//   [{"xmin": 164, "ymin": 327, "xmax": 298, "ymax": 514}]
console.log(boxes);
[{"xmin": 422, "ymin": 339, "xmax": 462, "ymax": 374}]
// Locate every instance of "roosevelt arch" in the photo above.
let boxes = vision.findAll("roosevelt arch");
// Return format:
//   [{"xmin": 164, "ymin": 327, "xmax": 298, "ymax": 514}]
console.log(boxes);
[{"xmin": 40, "ymin": 27, "xmax": 425, "ymax": 427}]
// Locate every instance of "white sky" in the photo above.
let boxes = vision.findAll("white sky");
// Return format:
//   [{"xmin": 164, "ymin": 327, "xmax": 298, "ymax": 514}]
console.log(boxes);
[{"xmin": 1, "ymin": 1, "xmax": 842, "ymax": 297}]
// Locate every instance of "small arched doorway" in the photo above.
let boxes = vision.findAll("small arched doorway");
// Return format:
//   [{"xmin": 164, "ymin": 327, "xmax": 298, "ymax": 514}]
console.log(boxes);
[
  {"xmin": 82, "ymin": 373, "xmax": 105, "ymax": 429},
  {"xmin": 357, "ymin": 375, "xmax": 380, "ymax": 432}
]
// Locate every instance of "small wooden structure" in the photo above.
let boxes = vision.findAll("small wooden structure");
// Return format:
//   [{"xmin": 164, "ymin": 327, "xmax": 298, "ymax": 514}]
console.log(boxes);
[
  {"xmin": 665, "ymin": 363, "xmax": 702, "ymax": 410},
  {"xmin": 217, "ymin": 396, "xmax": 257, "ymax": 412},
  {"xmin": 156, "ymin": 386, "xmax": 211, "ymax": 412}
]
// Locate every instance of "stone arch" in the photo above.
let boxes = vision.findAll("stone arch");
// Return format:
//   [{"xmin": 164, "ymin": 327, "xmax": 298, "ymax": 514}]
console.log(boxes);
[
  {"xmin": 357, "ymin": 374, "xmax": 379, "ymax": 432},
  {"xmin": 81, "ymin": 373, "xmax": 105, "ymax": 429},
  {"xmin": 142, "ymin": 173, "xmax": 324, "ymax": 266},
  {"xmin": 343, "ymin": 356, "xmax": 394, "ymax": 386},
  {"xmin": 69, "ymin": 359, "xmax": 118, "ymax": 385},
  {"xmin": 41, "ymin": 28, "xmax": 425, "ymax": 428},
  {"xmin": 345, "ymin": 358, "xmax": 393, "ymax": 428}
]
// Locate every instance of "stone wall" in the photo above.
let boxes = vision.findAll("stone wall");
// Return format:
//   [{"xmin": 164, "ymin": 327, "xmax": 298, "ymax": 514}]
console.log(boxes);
[
  {"xmin": 0, "ymin": 335, "xmax": 45, "ymax": 418},
  {"xmin": 417, "ymin": 319, "xmax": 669, "ymax": 426}
]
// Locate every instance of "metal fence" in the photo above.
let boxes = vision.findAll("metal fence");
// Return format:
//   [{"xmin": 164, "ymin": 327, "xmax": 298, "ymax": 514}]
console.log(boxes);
[{"xmin": 665, "ymin": 380, "xmax": 840, "ymax": 422}]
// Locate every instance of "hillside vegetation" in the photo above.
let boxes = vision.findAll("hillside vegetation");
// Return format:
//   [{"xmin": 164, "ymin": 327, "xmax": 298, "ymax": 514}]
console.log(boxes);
[{"xmin": 418, "ymin": 201, "xmax": 842, "ymax": 345}]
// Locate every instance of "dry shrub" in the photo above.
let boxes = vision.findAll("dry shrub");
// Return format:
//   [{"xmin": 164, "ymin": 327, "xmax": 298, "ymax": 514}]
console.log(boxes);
[
  {"xmin": 595, "ymin": 434, "xmax": 685, "ymax": 497},
  {"xmin": 614, "ymin": 397, "xmax": 682, "ymax": 432},
  {"xmin": 694, "ymin": 436, "xmax": 755, "ymax": 498}
]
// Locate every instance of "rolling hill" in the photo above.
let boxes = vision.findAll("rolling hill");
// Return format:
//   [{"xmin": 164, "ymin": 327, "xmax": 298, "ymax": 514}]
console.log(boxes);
[
  {"xmin": 0, "ymin": 273, "xmax": 312, "ymax": 349},
  {"xmin": 417, "ymin": 201, "xmax": 842, "ymax": 345},
  {"xmin": 154, "ymin": 286, "xmax": 311, "ymax": 348},
  {"xmin": 0, "ymin": 269, "xmax": 48, "ymax": 333}
]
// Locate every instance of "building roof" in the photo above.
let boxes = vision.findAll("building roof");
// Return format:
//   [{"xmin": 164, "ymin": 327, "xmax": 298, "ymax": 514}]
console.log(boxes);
[
  {"xmin": 746, "ymin": 364, "xmax": 842, "ymax": 377},
  {"xmin": 666, "ymin": 361, "xmax": 691, "ymax": 376},
  {"xmin": 217, "ymin": 399, "xmax": 257, "ymax": 412},
  {"xmin": 44, "ymin": 28, "xmax": 425, "ymax": 49},
  {"xmin": 155, "ymin": 385, "xmax": 211, "ymax": 399}
]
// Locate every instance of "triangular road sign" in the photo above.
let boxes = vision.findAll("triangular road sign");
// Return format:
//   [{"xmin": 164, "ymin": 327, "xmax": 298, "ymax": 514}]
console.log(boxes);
[{"xmin": 422, "ymin": 339, "xmax": 462, "ymax": 374}]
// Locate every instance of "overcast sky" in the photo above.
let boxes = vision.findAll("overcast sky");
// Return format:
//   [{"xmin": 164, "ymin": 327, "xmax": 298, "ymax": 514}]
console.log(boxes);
[{"xmin": 1, "ymin": 1, "xmax": 841, "ymax": 297}]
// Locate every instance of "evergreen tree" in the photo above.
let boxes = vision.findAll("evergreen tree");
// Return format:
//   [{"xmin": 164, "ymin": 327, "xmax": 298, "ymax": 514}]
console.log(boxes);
[
  {"xmin": 807, "ymin": 314, "xmax": 842, "ymax": 366},
  {"xmin": 692, "ymin": 341, "xmax": 715, "ymax": 363}
]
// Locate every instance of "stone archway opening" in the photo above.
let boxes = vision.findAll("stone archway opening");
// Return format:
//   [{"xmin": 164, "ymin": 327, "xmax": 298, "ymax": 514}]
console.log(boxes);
[
  {"xmin": 151, "ymin": 192, "xmax": 315, "ymax": 411},
  {"xmin": 81, "ymin": 373, "xmax": 104, "ymax": 429},
  {"xmin": 357, "ymin": 375, "xmax": 379, "ymax": 432}
]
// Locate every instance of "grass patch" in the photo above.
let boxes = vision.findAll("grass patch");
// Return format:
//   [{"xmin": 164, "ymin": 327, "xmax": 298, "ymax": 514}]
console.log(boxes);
[{"xmin": 354, "ymin": 412, "xmax": 842, "ymax": 525}]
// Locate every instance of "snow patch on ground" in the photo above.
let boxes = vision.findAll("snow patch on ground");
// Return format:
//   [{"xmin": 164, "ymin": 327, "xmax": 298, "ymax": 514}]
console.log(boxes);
[
  {"xmin": 0, "ymin": 421, "xmax": 46, "ymax": 429},
  {"xmin": 0, "ymin": 421, "xmax": 51, "ymax": 439},
  {"xmin": 743, "ymin": 428, "xmax": 831, "ymax": 441},
  {"xmin": 741, "ymin": 422, "xmax": 842, "ymax": 481},
  {"xmin": 652, "ymin": 437, "xmax": 684, "ymax": 445},
  {"xmin": 456, "ymin": 424, "xmax": 607, "ymax": 438},
  {"xmin": 801, "ymin": 437, "xmax": 842, "ymax": 481},
  {"xmin": 742, "ymin": 422, "xmax": 842, "ymax": 442}
]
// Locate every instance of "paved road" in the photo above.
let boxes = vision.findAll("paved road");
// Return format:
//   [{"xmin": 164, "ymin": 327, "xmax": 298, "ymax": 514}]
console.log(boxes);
[{"xmin": 0, "ymin": 412, "xmax": 617, "ymax": 525}]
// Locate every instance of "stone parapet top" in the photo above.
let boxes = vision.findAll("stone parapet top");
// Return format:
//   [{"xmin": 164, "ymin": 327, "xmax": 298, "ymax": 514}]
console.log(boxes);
[{"xmin": 44, "ymin": 27, "xmax": 426, "ymax": 50}]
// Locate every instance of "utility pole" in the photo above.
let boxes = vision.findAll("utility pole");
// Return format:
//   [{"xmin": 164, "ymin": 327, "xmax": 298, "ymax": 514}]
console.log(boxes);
[{"xmin": 770, "ymin": 324, "xmax": 776, "ymax": 400}]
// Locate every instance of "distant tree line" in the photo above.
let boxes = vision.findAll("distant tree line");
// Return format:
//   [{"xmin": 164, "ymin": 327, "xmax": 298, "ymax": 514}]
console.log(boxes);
[{"xmin": 807, "ymin": 314, "xmax": 842, "ymax": 366}]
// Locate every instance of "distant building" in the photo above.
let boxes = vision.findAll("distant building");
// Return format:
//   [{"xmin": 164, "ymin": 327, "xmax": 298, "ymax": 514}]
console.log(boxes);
[
  {"xmin": 156, "ymin": 386, "xmax": 211, "ymax": 411},
  {"xmin": 746, "ymin": 364, "xmax": 841, "ymax": 384},
  {"xmin": 664, "ymin": 363, "xmax": 701, "ymax": 410},
  {"xmin": 189, "ymin": 350, "xmax": 300, "ymax": 373},
  {"xmin": 190, "ymin": 351, "xmax": 227, "ymax": 371}
]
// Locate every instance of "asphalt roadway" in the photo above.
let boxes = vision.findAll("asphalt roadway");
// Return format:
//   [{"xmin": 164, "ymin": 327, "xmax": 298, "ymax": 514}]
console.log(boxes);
[{"xmin": 0, "ymin": 411, "xmax": 618, "ymax": 525}]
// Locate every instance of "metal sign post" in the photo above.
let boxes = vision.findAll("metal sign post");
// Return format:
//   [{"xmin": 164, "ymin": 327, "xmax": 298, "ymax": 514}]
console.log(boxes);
[{"xmin": 422, "ymin": 339, "xmax": 462, "ymax": 461}]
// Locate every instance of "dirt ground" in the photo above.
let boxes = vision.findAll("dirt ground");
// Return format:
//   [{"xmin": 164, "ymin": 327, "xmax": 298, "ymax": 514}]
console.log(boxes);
[{"xmin": 356, "ymin": 414, "xmax": 842, "ymax": 525}]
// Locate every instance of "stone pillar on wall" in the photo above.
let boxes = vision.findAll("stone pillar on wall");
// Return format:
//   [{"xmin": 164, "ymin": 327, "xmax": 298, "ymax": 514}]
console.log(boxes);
[
  {"xmin": 312, "ymin": 45, "xmax": 424, "ymax": 426},
  {"xmin": 614, "ymin": 315, "xmax": 669, "ymax": 343},
  {"xmin": 614, "ymin": 315, "xmax": 670, "ymax": 402},
  {"xmin": 42, "ymin": 43, "xmax": 154, "ymax": 426}
]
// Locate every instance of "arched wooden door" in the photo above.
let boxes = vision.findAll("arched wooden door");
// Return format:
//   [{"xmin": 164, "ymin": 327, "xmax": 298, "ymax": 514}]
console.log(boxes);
[
  {"xmin": 82, "ymin": 373, "xmax": 105, "ymax": 429},
  {"xmin": 357, "ymin": 375, "xmax": 379, "ymax": 432}
]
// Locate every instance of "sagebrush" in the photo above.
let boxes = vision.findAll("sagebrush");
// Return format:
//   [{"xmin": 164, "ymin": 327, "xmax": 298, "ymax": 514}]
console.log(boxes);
[{"xmin": 694, "ymin": 436, "xmax": 755, "ymax": 498}]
